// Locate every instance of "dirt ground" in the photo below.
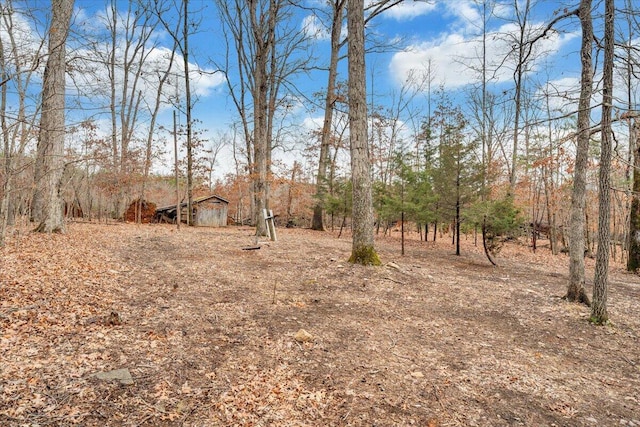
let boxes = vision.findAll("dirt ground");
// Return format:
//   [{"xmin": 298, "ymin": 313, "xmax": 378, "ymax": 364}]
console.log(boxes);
[{"xmin": 1, "ymin": 222, "xmax": 639, "ymax": 426}]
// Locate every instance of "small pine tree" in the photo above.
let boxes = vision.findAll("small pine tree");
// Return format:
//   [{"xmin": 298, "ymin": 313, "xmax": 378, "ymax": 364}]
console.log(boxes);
[{"xmin": 466, "ymin": 197, "xmax": 523, "ymax": 265}]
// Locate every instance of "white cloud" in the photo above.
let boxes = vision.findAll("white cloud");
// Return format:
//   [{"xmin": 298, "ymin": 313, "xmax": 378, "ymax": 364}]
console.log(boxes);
[
  {"xmin": 188, "ymin": 67, "xmax": 226, "ymax": 97},
  {"xmin": 302, "ymin": 14, "xmax": 330, "ymax": 41},
  {"xmin": 390, "ymin": 33, "xmax": 472, "ymax": 89},
  {"xmin": 0, "ymin": 8, "xmax": 46, "ymax": 77},
  {"xmin": 442, "ymin": 0, "xmax": 481, "ymax": 33},
  {"xmin": 67, "ymin": 37, "xmax": 224, "ymax": 115},
  {"xmin": 377, "ymin": 1, "xmax": 437, "ymax": 21},
  {"xmin": 389, "ymin": 22, "xmax": 579, "ymax": 90},
  {"xmin": 531, "ymin": 76, "xmax": 581, "ymax": 115},
  {"xmin": 302, "ymin": 116, "xmax": 323, "ymax": 131}
]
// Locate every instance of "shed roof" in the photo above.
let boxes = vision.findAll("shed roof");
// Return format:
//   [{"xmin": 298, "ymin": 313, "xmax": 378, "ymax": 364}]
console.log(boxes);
[{"xmin": 156, "ymin": 194, "xmax": 229, "ymax": 213}]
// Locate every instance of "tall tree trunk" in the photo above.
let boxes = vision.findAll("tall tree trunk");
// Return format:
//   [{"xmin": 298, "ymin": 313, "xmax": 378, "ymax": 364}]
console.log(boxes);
[
  {"xmin": 285, "ymin": 162, "xmax": 295, "ymax": 222},
  {"xmin": 0, "ymin": 31, "xmax": 10, "ymax": 246},
  {"xmin": 591, "ymin": 0, "xmax": 614, "ymax": 324},
  {"xmin": 107, "ymin": 0, "xmax": 119, "ymax": 218},
  {"xmin": 347, "ymin": 0, "xmax": 379, "ymax": 265},
  {"xmin": 32, "ymin": 0, "xmax": 74, "ymax": 233},
  {"xmin": 249, "ymin": 0, "xmax": 275, "ymax": 237},
  {"xmin": 544, "ymin": 82, "xmax": 559, "ymax": 255},
  {"xmin": 312, "ymin": 0, "xmax": 345, "ymax": 231},
  {"xmin": 455, "ymin": 152, "xmax": 461, "ymax": 256},
  {"xmin": 566, "ymin": 0, "xmax": 592, "ymax": 306},
  {"xmin": 455, "ymin": 198, "xmax": 461, "ymax": 256},
  {"xmin": 183, "ymin": 0, "xmax": 194, "ymax": 225},
  {"xmin": 173, "ymin": 110, "xmax": 181, "ymax": 229},
  {"xmin": 508, "ymin": 0, "xmax": 531, "ymax": 194},
  {"xmin": 627, "ymin": 120, "xmax": 640, "ymax": 270},
  {"xmin": 625, "ymin": 1, "xmax": 640, "ymax": 271},
  {"xmin": 139, "ymin": 38, "xmax": 177, "ymax": 223}
]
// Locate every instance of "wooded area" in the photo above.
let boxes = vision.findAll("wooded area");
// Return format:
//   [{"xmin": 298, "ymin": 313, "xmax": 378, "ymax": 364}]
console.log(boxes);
[{"xmin": 1, "ymin": 0, "xmax": 640, "ymax": 423}]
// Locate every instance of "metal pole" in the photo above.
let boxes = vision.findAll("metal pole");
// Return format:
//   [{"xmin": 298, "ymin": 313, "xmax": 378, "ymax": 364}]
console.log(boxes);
[{"xmin": 174, "ymin": 109, "xmax": 181, "ymax": 230}]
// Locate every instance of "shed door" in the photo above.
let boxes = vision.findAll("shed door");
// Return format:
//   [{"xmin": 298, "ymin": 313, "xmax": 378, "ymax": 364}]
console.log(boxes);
[{"xmin": 197, "ymin": 207, "xmax": 225, "ymax": 227}]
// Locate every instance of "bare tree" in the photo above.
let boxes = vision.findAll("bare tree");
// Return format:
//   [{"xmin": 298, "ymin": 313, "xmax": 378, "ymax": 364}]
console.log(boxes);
[
  {"xmin": 137, "ymin": 24, "xmax": 178, "ymax": 223},
  {"xmin": 173, "ymin": 109, "xmax": 181, "ymax": 229},
  {"xmin": 348, "ymin": 0, "xmax": 379, "ymax": 265},
  {"xmin": 465, "ymin": 1, "xmax": 508, "ymax": 257},
  {"xmin": 312, "ymin": 0, "xmax": 346, "ymax": 231},
  {"xmin": 32, "ymin": 0, "xmax": 74, "ymax": 233},
  {"xmin": 563, "ymin": 0, "xmax": 592, "ymax": 305},
  {"xmin": 476, "ymin": 0, "xmax": 495, "ymax": 196},
  {"xmin": 624, "ymin": 0, "xmax": 640, "ymax": 271},
  {"xmin": 155, "ymin": 0, "xmax": 210, "ymax": 225},
  {"xmin": 502, "ymin": 0, "xmax": 571, "ymax": 194},
  {"xmin": 627, "ymin": 118, "xmax": 640, "ymax": 269},
  {"xmin": 0, "ymin": 1, "xmax": 46, "ymax": 244},
  {"xmin": 204, "ymin": 132, "xmax": 227, "ymax": 191},
  {"xmin": 250, "ymin": 0, "xmax": 273, "ymax": 236},
  {"xmin": 60, "ymin": 0, "xmax": 177, "ymax": 222},
  {"xmin": 181, "ymin": 0, "xmax": 195, "ymax": 225},
  {"xmin": 540, "ymin": 81, "xmax": 562, "ymax": 255},
  {"xmin": 215, "ymin": 0, "xmax": 311, "ymax": 236},
  {"xmin": 98, "ymin": 0, "xmax": 161, "ymax": 218},
  {"xmin": 310, "ymin": 0, "xmax": 405, "ymax": 231},
  {"xmin": 504, "ymin": 0, "xmax": 534, "ymax": 193},
  {"xmin": 216, "ymin": 1, "xmax": 256, "ymax": 222},
  {"xmin": 591, "ymin": 0, "xmax": 615, "ymax": 324}
]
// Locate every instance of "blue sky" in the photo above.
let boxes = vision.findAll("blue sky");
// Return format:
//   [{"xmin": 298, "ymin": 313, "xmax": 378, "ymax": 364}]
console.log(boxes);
[
  {"xmin": 187, "ymin": 0, "xmax": 584, "ymax": 178},
  {"xmin": 3, "ymin": 1, "xmax": 595, "ymax": 178}
]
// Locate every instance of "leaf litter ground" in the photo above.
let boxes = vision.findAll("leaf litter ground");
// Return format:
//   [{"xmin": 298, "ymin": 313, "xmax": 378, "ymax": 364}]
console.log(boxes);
[{"xmin": 1, "ymin": 223, "xmax": 639, "ymax": 426}]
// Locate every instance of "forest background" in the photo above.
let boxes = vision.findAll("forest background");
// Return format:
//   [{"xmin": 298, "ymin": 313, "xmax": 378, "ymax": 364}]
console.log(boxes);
[
  {"xmin": 2, "ymin": 0, "xmax": 640, "ymax": 424},
  {"xmin": 1, "ymin": 0, "xmax": 640, "ymax": 312}
]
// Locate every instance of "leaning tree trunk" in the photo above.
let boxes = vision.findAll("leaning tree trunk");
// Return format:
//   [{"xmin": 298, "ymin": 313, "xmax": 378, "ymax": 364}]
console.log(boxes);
[
  {"xmin": 591, "ymin": 0, "xmax": 614, "ymax": 324},
  {"xmin": 482, "ymin": 221, "xmax": 498, "ymax": 266},
  {"xmin": 566, "ymin": 0, "xmax": 592, "ymax": 306},
  {"xmin": 32, "ymin": 0, "xmax": 74, "ymax": 233},
  {"xmin": 347, "ymin": 0, "xmax": 379, "ymax": 265}
]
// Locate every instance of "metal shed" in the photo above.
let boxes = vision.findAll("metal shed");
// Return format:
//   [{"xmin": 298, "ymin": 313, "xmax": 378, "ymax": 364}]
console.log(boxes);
[{"xmin": 155, "ymin": 195, "xmax": 229, "ymax": 227}]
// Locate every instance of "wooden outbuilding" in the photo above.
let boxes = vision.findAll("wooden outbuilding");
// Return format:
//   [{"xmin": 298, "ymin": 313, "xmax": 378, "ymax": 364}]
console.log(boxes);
[{"xmin": 154, "ymin": 195, "xmax": 229, "ymax": 227}]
